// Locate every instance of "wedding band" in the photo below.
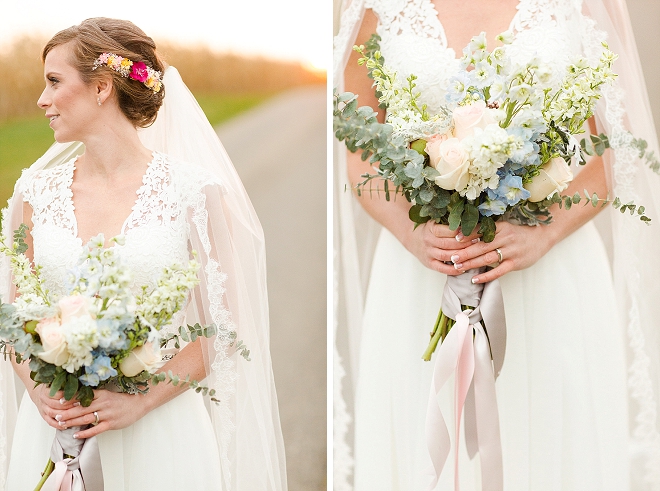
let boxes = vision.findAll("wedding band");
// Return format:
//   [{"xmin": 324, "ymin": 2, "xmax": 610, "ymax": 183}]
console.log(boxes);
[
  {"xmin": 92, "ymin": 411, "xmax": 99, "ymax": 426},
  {"xmin": 495, "ymin": 248, "xmax": 503, "ymax": 263}
]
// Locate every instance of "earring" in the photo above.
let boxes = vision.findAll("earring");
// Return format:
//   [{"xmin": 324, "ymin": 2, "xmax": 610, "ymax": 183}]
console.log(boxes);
[{"xmin": 97, "ymin": 97, "xmax": 102, "ymax": 106}]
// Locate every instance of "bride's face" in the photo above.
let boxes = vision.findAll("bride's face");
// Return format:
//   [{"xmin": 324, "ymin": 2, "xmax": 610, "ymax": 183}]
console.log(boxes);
[{"xmin": 37, "ymin": 43, "xmax": 99, "ymax": 143}]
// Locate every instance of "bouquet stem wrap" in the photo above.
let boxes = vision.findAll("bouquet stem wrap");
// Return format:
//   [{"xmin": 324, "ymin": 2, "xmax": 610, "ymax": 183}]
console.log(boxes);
[
  {"xmin": 425, "ymin": 268, "xmax": 506, "ymax": 491},
  {"xmin": 39, "ymin": 427, "xmax": 103, "ymax": 491}
]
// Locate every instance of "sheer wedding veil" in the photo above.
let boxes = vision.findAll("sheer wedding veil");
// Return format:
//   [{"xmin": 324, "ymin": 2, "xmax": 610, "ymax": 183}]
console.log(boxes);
[
  {"xmin": 333, "ymin": 0, "xmax": 660, "ymax": 489},
  {"xmin": 0, "ymin": 67, "xmax": 287, "ymax": 490}
]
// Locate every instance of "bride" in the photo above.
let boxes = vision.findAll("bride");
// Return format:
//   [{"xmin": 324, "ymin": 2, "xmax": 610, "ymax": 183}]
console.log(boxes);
[
  {"xmin": 0, "ymin": 17, "xmax": 286, "ymax": 490},
  {"xmin": 334, "ymin": 0, "xmax": 660, "ymax": 489}
]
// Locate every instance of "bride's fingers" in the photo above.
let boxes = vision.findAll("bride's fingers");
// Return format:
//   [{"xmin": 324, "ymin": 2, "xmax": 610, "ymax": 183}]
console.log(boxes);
[
  {"xmin": 471, "ymin": 260, "xmax": 514, "ymax": 283},
  {"xmin": 58, "ymin": 410, "xmax": 100, "ymax": 430},
  {"xmin": 429, "ymin": 258, "xmax": 462, "ymax": 276},
  {"xmin": 39, "ymin": 406, "xmax": 65, "ymax": 429},
  {"xmin": 454, "ymin": 248, "xmax": 504, "ymax": 272},
  {"xmin": 447, "ymin": 238, "xmax": 503, "ymax": 265},
  {"xmin": 73, "ymin": 421, "xmax": 109, "ymax": 439}
]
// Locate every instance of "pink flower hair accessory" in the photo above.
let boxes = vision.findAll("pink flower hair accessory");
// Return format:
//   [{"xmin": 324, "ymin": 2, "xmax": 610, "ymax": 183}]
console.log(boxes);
[{"xmin": 92, "ymin": 53, "xmax": 162, "ymax": 93}]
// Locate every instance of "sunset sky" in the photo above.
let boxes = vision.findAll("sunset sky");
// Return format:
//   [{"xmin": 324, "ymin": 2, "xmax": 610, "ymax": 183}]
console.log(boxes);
[{"xmin": 0, "ymin": 0, "xmax": 330, "ymax": 70}]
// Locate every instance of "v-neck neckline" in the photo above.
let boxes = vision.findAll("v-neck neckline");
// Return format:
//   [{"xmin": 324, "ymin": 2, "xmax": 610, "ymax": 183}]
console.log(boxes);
[
  {"xmin": 426, "ymin": 0, "xmax": 525, "ymax": 59},
  {"xmin": 66, "ymin": 151, "xmax": 159, "ymax": 245}
]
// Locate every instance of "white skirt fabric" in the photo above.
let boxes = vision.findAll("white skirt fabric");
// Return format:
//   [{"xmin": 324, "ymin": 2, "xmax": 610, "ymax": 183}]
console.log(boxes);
[
  {"xmin": 6, "ymin": 389, "xmax": 222, "ymax": 490},
  {"xmin": 353, "ymin": 222, "xmax": 630, "ymax": 490}
]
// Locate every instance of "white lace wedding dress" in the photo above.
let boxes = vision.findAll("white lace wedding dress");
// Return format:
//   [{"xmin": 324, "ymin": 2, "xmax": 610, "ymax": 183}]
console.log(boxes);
[
  {"xmin": 5, "ymin": 152, "xmax": 224, "ymax": 490},
  {"xmin": 353, "ymin": 1, "xmax": 630, "ymax": 489}
]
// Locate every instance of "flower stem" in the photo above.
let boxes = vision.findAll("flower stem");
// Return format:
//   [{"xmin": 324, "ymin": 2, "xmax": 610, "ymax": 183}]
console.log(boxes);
[
  {"xmin": 423, "ymin": 309, "xmax": 447, "ymax": 361},
  {"xmin": 33, "ymin": 458, "xmax": 54, "ymax": 491}
]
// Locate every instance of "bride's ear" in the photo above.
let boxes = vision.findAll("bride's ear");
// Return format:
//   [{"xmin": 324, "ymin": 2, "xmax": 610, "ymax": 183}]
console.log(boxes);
[{"xmin": 95, "ymin": 75, "xmax": 114, "ymax": 105}]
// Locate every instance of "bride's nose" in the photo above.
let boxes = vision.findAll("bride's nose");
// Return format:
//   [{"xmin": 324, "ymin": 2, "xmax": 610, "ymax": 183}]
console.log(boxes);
[{"xmin": 37, "ymin": 88, "xmax": 50, "ymax": 109}]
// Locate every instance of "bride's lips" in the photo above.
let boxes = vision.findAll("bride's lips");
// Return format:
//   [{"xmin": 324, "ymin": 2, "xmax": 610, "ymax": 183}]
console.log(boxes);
[{"xmin": 46, "ymin": 114, "xmax": 59, "ymax": 127}]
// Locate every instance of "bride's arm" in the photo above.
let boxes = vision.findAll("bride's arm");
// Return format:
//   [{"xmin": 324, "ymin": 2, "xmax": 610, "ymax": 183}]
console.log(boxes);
[
  {"xmin": 344, "ymin": 9, "xmax": 476, "ymax": 276},
  {"xmin": 11, "ymin": 202, "xmax": 80, "ymax": 430},
  {"xmin": 57, "ymin": 341, "xmax": 206, "ymax": 439},
  {"xmin": 449, "ymin": 151, "xmax": 609, "ymax": 283}
]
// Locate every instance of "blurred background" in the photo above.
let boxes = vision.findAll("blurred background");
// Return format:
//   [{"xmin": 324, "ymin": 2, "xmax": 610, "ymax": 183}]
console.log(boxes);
[{"xmin": 0, "ymin": 1, "xmax": 328, "ymax": 490}]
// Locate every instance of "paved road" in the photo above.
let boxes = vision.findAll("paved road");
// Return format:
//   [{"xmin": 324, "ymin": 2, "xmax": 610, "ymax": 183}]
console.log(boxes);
[{"xmin": 217, "ymin": 86, "xmax": 327, "ymax": 491}]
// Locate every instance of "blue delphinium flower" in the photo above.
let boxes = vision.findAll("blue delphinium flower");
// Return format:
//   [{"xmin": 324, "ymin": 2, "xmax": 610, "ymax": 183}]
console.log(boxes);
[
  {"xmin": 489, "ymin": 174, "xmax": 531, "ymax": 206},
  {"xmin": 478, "ymin": 197, "xmax": 508, "ymax": 217},
  {"xmin": 79, "ymin": 372, "xmax": 100, "ymax": 387},
  {"xmin": 80, "ymin": 355, "xmax": 117, "ymax": 386}
]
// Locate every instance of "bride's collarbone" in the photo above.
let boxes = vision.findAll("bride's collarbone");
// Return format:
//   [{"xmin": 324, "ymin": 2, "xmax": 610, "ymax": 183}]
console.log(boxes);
[
  {"xmin": 70, "ymin": 180, "xmax": 143, "ymax": 244},
  {"xmin": 430, "ymin": 0, "xmax": 520, "ymax": 51}
]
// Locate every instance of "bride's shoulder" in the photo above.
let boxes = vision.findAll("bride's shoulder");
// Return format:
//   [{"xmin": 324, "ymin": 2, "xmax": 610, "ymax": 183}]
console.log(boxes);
[
  {"xmin": 156, "ymin": 151, "xmax": 226, "ymax": 195},
  {"xmin": 16, "ymin": 156, "xmax": 76, "ymax": 199}
]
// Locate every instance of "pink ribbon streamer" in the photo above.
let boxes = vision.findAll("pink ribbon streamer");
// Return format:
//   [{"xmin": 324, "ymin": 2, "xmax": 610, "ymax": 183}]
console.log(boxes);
[{"xmin": 425, "ymin": 271, "xmax": 505, "ymax": 491}]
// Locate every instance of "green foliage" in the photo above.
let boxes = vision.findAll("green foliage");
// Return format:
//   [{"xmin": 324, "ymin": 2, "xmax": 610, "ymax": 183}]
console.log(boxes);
[
  {"xmin": 150, "ymin": 370, "xmax": 220, "ymax": 404},
  {"xmin": 580, "ymin": 133, "xmax": 610, "ymax": 159},
  {"xmin": 13, "ymin": 223, "xmax": 29, "ymax": 255},
  {"xmin": 159, "ymin": 322, "xmax": 218, "ymax": 350},
  {"xmin": 631, "ymin": 137, "xmax": 660, "ymax": 174}
]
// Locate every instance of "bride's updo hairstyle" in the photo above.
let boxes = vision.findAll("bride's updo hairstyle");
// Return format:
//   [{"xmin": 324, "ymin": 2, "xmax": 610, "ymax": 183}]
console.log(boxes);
[{"xmin": 42, "ymin": 17, "xmax": 165, "ymax": 127}]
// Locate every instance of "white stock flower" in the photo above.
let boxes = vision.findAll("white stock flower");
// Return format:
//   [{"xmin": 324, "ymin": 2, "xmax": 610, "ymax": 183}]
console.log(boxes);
[
  {"xmin": 496, "ymin": 31, "xmax": 514, "ymax": 45},
  {"xmin": 62, "ymin": 315, "xmax": 99, "ymax": 372}
]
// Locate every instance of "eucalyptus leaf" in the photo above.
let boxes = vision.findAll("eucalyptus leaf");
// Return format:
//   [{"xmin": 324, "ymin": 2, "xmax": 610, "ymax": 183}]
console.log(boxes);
[
  {"xmin": 479, "ymin": 217, "xmax": 497, "ymax": 243},
  {"xmin": 63, "ymin": 374, "xmax": 78, "ymax": 401},
  {"xmin": 448, "ymin": 200, "xmax": 464, "ymax": 231},
  {"xmin": 409, "ymin": 205, "xmax": 431, "ymax": 225},
  {"xmin": 49, "ymin": 370, "xmax": 66, "ymax": 397},
  {"xmin": 461, "ymin": 204, "xmax": 479, "ymax": 236}
]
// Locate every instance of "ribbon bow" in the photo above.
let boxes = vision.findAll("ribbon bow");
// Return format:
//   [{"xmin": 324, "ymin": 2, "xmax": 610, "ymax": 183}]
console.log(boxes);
[{"xmin": 42, "ymin": 427, "xmax": 104, "ymax": 491}]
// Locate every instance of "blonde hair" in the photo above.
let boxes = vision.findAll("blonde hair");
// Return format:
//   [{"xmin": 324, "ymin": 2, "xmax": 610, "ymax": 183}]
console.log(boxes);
[{"xmin": 43, "ymin": 17, "xmax": 166, "ymax": 127}]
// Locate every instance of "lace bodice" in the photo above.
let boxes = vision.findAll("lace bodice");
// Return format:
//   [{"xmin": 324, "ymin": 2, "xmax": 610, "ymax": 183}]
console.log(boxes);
[
  {"xmin": 367, "ymin": 0, "xmax": 585, "ymax": 114},
  {"xmin": 19, "ymin": 152, "xmax": 213, "ymax": 301}
]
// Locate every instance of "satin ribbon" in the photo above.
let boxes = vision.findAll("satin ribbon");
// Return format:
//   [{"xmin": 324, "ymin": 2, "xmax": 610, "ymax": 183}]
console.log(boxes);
[
  {"xmin": 42, "ymin": 427, "xmax": 104, "ymax": 491},
  {"xmin": 425, "ymin": 269, "xmax": 506, "ymax": 491}
]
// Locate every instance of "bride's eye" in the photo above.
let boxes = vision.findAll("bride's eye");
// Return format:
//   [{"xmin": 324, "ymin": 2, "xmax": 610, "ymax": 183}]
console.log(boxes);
[{"xmin": 47, "ymin": 76, "xmax": 59, "ymax": 86}]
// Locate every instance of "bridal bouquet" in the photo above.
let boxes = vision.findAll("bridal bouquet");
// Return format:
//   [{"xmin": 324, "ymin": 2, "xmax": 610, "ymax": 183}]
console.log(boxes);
[
  {"xmin": 335, "ymin": 32, "xmax": 654, "ymax": 361},
  {"xmin": 0, "ymin": 225, "xmax": 220, "ymax": 490}
]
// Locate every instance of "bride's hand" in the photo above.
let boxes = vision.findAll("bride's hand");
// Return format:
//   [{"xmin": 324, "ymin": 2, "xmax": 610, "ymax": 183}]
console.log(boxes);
[
  {"xmin": 448, "ymin": 221, "xmax": 556, "ymax": 283},
  {"xmin": 30, "ymin": 385, "xmax": 79, "ymax": 429},
  {"xmin": 403, "ymin": 221, "xmax": 481, "ymax": 275},
  {"xmin": 54, "ymin": 390, "xmax": 149, "ymax": 438}
]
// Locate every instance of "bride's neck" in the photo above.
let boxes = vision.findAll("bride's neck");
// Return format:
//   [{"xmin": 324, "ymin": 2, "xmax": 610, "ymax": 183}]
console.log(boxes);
[{"xmin": 78, "ymin": 119, "xmax": 153, "ymax": 178}]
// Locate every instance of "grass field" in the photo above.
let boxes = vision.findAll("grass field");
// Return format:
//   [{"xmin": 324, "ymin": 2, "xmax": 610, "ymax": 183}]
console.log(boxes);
[{"xmin": 0, "ymin": 91, "xmax": 271, "ymax": 207}]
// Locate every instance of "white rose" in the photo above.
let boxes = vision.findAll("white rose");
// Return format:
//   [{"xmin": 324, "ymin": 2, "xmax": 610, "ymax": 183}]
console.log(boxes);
[
  {"xmin": 119, "ymin": 343, "xmax": 162, "ymax": 377},
  {"xmin": 59, "ymin": 295, "xmax": 93, "ymax": 324},
  {"xmin": 524, "ymin": 157, "xmax": 574, "ymax": 202},
  {"xmin": 36, "ymin": 318, "xmax": 70, "ymax": 366},
  {"xmin": 452, "ymin": 100, "xmax": 497, "ymax": 140},
  {"xmin": 426, "ymin": 138, "xmax": 471, "ymax": 191}
]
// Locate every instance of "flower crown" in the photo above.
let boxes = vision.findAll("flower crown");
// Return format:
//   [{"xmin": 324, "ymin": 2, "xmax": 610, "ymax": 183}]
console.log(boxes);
[{"xmin": 92, "ymin": 53, "xmax": 162, "ymax": 93}]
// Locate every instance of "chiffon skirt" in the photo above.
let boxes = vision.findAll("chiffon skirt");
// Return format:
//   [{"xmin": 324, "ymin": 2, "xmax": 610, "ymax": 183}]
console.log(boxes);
[
  {"xmin": 353, "ymin": 222, "xmax": 630, "ymax": 490},
  {"xmin": 6, "ymin": 389, "xmax": 222, "ymax": 490}
]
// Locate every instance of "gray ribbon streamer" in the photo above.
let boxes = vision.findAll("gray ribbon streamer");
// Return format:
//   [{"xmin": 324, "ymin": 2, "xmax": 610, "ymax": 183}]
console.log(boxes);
[{"xmin": 43, "ymin": 427, "xmax": 104, "ymax": 491}]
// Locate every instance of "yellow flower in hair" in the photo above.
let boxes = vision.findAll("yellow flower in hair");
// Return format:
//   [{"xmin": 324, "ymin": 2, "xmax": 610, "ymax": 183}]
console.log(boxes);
[
  {"xmin": 121, "ymin": 58, "xmax": 131, "ymax": 68},
  {"xmin": 145, "ymin": 76, "xmax": 155, "ymax": 88},
  {"xmin": 107, "ymin": 55, "xmax": 116, "ymax": 65}
]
